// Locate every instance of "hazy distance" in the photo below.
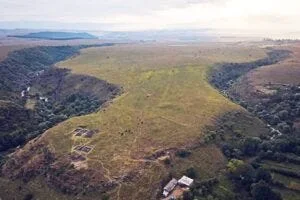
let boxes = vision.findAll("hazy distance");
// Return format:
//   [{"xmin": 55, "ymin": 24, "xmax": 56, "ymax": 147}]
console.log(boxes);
[{"xmin": 1, "ymin": 0, "xmax": 300, "ymax": 39}]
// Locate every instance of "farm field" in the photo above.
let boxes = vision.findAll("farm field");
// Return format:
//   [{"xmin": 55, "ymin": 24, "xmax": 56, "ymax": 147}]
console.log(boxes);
[{"xmin": 0, "ymin": 42, "xmax": 269, "ymax": 199}]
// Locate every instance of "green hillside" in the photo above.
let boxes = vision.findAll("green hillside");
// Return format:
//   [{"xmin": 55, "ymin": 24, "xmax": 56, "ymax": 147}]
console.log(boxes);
[{"xmin": 0, "ymin": 43, "xmax": 269, "ymax": 200}]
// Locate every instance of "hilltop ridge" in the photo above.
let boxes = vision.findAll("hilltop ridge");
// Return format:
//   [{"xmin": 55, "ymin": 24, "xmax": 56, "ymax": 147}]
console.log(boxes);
[{"xmin": 10, "ymin": 31, "xmax": 98, "ymax": 40}]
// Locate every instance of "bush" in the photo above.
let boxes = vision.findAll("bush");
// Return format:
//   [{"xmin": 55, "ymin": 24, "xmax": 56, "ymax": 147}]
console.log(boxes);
[
  {"xmin": 102, "ymin": 194, "xmax": 110, "ymax": 200},
  {"xmin": 175, "ymin": 149, "xmax": 191, "ymax": 158},
  {"xmin": 270, "ymin": 115, "xmax": 280, "ymax": 125},
  {"xmin": 185, "ymin": 167, "xmax": 197, "ymax": 179},
  {"xmin": 277, "ymin": 122, "xmax": 291, "ymax": 134},
  {"xmin": 227, "ymin": 159, "xmax": 256, "ymax": 190},
  {"xmin": 242, "ymin": 137, "xmax": 261, "ymax": 156},
  {"xmin": 227, "ymin": 159, "xmax": 245, "ymax": 174},
  {"xmin": 278, "ymin": 110, "xmax": 289, "ymax": 121},
  {"xmin": 163, "ymin": 158, "xmax": 171, "ymax": 165},
  {"xmin": 255, "ymin": 168, "xmax": 272, "ymax": 183},
  {"xmin": 183, "ymin": 191, "xmax": 193, "ymax": 200},
  {"xmin": 23, "ymin": 194, "xmax": 34, "ymax": 200}
]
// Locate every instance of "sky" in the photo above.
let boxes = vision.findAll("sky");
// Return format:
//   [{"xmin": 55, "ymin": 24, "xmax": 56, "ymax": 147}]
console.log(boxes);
[{"xmin": 0, "ymin": 0, "xmax": 300, "ymax": 37}]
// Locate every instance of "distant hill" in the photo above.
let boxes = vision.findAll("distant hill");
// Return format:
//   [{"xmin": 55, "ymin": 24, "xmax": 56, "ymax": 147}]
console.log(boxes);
[{"xmin": 10, "ymin": 31, "xmax": 98, "ymax": 40}]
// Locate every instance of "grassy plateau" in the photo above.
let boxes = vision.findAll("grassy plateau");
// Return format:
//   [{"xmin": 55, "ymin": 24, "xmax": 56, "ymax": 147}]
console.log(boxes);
[{"xmin": 0, "ymin": 43, "xmax": 267, "ymax": 199}]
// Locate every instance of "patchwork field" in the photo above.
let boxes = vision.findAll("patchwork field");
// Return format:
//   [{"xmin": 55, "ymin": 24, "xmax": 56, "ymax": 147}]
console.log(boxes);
[{"xmin": 0, "ymin": 43, "xmax": 268, "ymax": 199}]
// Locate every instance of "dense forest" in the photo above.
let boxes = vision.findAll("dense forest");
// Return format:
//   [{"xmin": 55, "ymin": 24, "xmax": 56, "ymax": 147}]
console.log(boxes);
[
  {"xmin": 0, "ymin": 44, "xmax": 119, "ymax": 155},
  {"xmin": 204, "ymin": 49, "xmax": 300, "ymax": 199},
  {"xmin": 0, "ymin": 46, "xmax": 79, "ymax": 102}
]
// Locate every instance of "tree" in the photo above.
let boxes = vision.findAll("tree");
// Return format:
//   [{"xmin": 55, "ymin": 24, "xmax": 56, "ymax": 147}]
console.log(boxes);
[
  {"xmin": 242, "ymin": 137, "xmax": 261, "ymax": 156},
  {"xmin": 270, "ymin": 114, "xmax": 280, "ymax": 125},
  {"xmin": 23, "ymin": 193, "xmax": 34, "ymax": 200},
  {"xmin": 251, "ymin": 180, "xmax": 282, "ymax": 200},
  {"xmin": 255, "ymin": 168, "xmax": 272, "ymax": 183},
  {"xmin": 278, "ymin": 110, "xmax": 289, "ymax": 121},
  {"xmin": 227, "ymin": 159, "xmax": 245, "ymax": 174},
  {"xmin": 185, "ymin": 167, "xmax": 197, "ymax": 179},
  {"xmin": 183, "ymin": 191, "xmax": 193, "ymax": 200},
  {"xmin": 175, "ymin": 149, "xmax": 191, "ymax": 158},
  {"xmin": 227, "ymin": 159, "xmax": 255, "ymax": 189}
]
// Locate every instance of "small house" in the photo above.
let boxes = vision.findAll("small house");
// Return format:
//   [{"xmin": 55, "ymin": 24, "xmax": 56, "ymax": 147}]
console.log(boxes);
[
  {"xmin": 178, "ymin": 176, "xmax": 194, "ymax": 187},
  {"xmin": 163, "ymin": 178, "xmax": 178, "ymax": 197}
]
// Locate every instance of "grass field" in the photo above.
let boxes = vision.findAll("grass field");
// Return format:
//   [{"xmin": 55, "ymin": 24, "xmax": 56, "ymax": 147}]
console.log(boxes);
[
  {"xmin": 52, "ymin": 43, "xmax": 266, "ymax": 198},
  {"xmin": 0, "ymin": 36, "xmax": 111, "ymax": 62},
  {"xmin": 0, "ymin": 42, "xmax": 268, "ymax": 199}
]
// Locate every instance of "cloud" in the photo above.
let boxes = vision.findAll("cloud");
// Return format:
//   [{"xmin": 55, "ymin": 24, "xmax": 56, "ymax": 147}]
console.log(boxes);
[
  {"xmin": 0, "ymin": 0, "xmax": 215, "ymax": 20},
  {"xmin": 0, "ymin": 0, "xmax": 299, "ymax": 36}
]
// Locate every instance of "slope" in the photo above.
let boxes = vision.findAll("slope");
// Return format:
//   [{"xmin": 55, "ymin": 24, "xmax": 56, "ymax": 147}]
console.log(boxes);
[{"xmin": 1, "ymin": 43, "xmax": 268, "ymax": 200}]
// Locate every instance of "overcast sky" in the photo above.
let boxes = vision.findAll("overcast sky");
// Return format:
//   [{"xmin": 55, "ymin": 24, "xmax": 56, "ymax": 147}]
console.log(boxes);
[{"xmin": 0, "ymin": 0, "xmax": 300, "ymax": 36}]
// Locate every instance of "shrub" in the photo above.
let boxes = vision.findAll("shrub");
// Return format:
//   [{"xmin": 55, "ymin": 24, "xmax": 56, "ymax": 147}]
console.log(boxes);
[
  {"xmin": 102, "ymin": 194, "xmax": 110, "ymax": 200},
  {"xmin": 255, "ymin": 168, "xmax": 272, "ymax": 183},
  {"xmin": 23, "ymin": 194, "xmax": 34, "ymax": 200},
  {"xmin": 175, "ymin": 149, "xmax": 191, "ymax": 158},
  {"xmin": 163, "ymin": 158, "xmax": 171, "ymax": 165},
  {"xmin": 242, "ymin": 137, "xmax": 261, "ymax": 156},
  {"xmin": 185, "ymin": 167, "xmax": 197, "ymax": 179},
  {"xmin": 278, "ymin": 110, "xmax": 289, "ymax": 121},
  {"xmin": 183, "ymin": 191, "xmax": 193, "ymax": 200}
]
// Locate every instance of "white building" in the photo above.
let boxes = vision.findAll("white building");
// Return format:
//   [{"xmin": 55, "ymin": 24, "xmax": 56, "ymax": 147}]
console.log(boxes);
[
  {"xmin": 21, "ymin": 90, "xmax": 25, "ymax": 97},
  {"xmin": 163, "ymin": 178, "xmax": 178, "ymax": 197},
  {"xmin": 178, "ymin": 176, "xmax": 194, "ymax": 187}
]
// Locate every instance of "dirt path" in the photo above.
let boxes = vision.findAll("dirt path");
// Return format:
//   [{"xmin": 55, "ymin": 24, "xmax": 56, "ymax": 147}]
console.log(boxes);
[
  {"xmin": 88, "ymin": 158, "xmax": 113, "ymax": 182},
  {"xmin": 159, "ymin": 116, "xmax": 189, "ymax": 127}
]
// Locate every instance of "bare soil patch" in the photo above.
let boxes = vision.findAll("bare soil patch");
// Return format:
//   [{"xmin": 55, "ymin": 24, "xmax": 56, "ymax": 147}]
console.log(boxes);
[
  {"xmin": 72, "ymin": 128, "xmax": 98, "ymax": 138},
  {"xmin": 73, "ymin": 145, "xmax": 94, "ymax": 154}
]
